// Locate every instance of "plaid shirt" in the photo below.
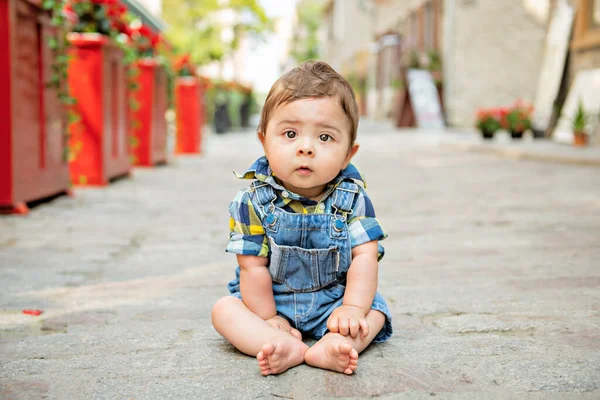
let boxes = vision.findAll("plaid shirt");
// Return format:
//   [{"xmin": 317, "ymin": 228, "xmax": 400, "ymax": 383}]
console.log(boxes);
[{"xmin": 227, "ymin": 157, "xmax": 387, "ymax": 261}]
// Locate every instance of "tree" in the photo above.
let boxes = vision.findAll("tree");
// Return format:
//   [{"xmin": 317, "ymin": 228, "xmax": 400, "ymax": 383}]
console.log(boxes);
[
  {"xmin": 162, "ymin": 0, "xmax": 272, "ymax": 66},
  {"xmin": 290, "ymin": 0, "xmax": 323, "ymax": 63}
]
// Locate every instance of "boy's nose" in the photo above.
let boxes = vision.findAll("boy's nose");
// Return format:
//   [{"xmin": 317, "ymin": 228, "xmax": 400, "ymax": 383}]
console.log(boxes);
[{"xmin": 297, "ymin": 140, "xmax": 314, "ymax": 156}]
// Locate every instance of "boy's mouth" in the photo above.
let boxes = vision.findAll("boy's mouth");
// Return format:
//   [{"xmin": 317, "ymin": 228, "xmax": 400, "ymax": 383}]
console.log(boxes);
[{"xmin": 296, "ymin": 166, "xmax": 312, "ymax": 175}]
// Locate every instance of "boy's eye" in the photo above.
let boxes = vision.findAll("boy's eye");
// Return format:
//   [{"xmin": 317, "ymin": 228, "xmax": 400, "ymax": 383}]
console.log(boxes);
[
  {"xmin": 319, "ymin": 134, "xmax": 332, "ymax": 142},
  {"xmin": 285, "ymin": 131, "xmax": 296, "ymax": 139}
]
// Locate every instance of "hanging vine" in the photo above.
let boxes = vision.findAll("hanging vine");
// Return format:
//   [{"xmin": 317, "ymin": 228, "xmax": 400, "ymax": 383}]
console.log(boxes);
[
  {"xmin": 42, "ymin": 0, "xmax": 78, "ymax": 162},
  {"xmin": 40, "ymin": 0, "xmax": 167, "ymax": 167}
]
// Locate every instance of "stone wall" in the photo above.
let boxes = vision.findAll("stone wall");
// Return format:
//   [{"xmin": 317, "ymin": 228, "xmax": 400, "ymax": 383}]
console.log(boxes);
[{"xmin": 445, "ymin": 0, "xmax": 547, "ymax": 127}]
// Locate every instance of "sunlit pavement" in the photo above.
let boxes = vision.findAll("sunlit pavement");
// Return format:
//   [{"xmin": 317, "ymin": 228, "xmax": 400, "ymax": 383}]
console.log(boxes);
[{"xmin": 1, "ymin": 123, "xmax": 599, "ymax": 399}]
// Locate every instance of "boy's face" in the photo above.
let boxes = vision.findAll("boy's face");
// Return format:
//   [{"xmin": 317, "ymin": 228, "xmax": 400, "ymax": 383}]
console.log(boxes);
[{"xmin": 259, "ymin": 97, "xmax": 359, "ymax": 200}]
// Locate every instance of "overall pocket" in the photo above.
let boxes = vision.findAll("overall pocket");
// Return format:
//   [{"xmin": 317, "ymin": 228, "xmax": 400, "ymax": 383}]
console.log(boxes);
[{"xmin": 268, "ymin": 237, "xmax": 339, "ymax": 293}]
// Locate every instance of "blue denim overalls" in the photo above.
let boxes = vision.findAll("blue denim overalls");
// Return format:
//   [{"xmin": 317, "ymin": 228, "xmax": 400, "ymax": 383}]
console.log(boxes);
[{"xmin": 228, "ymin": 180, "xmax": 393, "ymax": 342}]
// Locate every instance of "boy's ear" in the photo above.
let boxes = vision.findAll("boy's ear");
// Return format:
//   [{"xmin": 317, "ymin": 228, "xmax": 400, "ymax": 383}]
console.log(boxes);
[
  {"xmin": 344, "ymin": 143, "xmax": 360, "ymax": 167},
  {"xmin": 257, "ymin": 131, "xmax": 266, "ymax": 145}
]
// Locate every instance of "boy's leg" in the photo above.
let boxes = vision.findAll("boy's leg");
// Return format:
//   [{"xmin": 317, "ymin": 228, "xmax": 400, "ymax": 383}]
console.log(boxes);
[
  {"xmin": 211, "ymin": 296, "xmax": 309, "ymax": 375},
  {"xmin": 304, "ymin": 309, "xmax": 385, "ymax": 375}
]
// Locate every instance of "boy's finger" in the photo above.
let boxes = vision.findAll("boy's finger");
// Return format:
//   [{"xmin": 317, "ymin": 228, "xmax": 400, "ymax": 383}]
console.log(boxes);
[
  {"xmin": 328, "ymin": 317, "xmax": 339, "ymax": 333},
  {"xmin": 349, "ymin": 319, "xmax": 359, "ymax": 338},
  {"xmin": 339, "ymin": 318, "xmax": 349, "ymax": 336},
  {"xmin": 359, "ymin": 318, "xmax": 369, "ymax": 338}
]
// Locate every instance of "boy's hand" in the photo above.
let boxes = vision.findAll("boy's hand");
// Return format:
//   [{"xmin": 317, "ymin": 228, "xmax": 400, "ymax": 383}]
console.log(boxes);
[
  {"xmin": 265, "ymin": 315, "xmax": 302, "ymax": 340},
  {"xmin": 327, "ymin": 305, "xmax": 369, "ymax": 338}
]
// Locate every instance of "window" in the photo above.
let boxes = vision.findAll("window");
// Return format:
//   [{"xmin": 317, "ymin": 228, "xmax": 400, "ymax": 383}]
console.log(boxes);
[{"xmin": 594, "ymin": 0, "xmax": 600, "ymax": 26}]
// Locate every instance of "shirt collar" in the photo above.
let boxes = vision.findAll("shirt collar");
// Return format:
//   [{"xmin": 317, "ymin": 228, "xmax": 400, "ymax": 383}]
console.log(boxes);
[{"xmin": 234, "ymin": 156, "xmax": 367, "ymax": 192}]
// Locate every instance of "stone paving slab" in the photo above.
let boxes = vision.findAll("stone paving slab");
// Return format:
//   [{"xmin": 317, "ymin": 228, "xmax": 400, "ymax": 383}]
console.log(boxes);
[{"xmin": 1, "ymin": 127, "xmax": 599, "ymax": 399}]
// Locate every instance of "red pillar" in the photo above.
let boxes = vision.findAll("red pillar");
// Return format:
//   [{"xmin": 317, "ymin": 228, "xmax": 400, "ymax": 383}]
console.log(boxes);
[
  {"xmin": 67, "ymin": 33, "xmax": 131, "ymax": 186},
  {"xmin": 175, "ymin": 77, "xmax": 203, "ymax": 154}
]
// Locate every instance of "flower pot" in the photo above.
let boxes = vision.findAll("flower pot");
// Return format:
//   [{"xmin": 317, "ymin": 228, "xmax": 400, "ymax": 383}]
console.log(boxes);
[
  {"xmin": 1, "ymin": 0, "xmax": 71, "ymax": 214},
  {"xmin": 67, "ymin": 33, "xmax": 131, "ymax": 185},
  {"xmin": 480, "ymin": 129, "xmax": 495, "ymax": 140},
  {"xmin": 175, "ymin": 76, "xmax": 204, "ymax": 154},
  {"xmin": 573, "ymin": 131, "xmax": 588, "ymax": 147},
  {"xmin": 129, "ymin": 59, "xmax": 168, "ymax": 166},
  {"xmin": 510, "ymin": 130, "xmax": 524, "ymax": 139}
]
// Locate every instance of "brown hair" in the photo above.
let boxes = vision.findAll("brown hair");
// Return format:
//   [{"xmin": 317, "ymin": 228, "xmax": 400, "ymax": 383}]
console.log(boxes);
[{"xmin": 258, "ymin": 61, "xmax": 359, "ymax": 145}]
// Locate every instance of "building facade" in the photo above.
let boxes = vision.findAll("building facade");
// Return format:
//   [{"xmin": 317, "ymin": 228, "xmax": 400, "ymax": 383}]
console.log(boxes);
[
  {"xmin": 321, "ymin": 0, "xmax": 599, "ymax": 139},
  {"xmin": 440, "ymin": 0, "xmax": 547, "ymax": 127}
]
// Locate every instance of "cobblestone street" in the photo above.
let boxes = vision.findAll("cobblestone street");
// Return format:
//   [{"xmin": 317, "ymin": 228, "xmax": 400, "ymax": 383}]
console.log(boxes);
[{"xmin": 1, "ymin": 126, "xmax": 599, "ymax": 399}]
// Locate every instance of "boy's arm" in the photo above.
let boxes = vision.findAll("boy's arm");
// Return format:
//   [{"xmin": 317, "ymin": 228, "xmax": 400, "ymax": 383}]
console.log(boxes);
[
  {"xmin": 327, "ymin": 240, "xmax": 379, "ymax": 338},
  {"xmin": 237, "ymin": 254, "xmax": 277, "ymax": 320},
  {"xmin": 343, "ymin": 240, "xmax": 379, "ymax": 311}
]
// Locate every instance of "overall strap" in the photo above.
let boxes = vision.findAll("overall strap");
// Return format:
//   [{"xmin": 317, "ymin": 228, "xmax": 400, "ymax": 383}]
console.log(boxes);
[
  {"xmin": 250, "ymin": 181, "xmax": 277, "ymax": 205},
  {"xmin": 249, "ymin": 181, "xmax": 277, "ymax": 219},
  {"xmin": 331, "ymin": 181, "xmax": 359, "ymax": 215}
]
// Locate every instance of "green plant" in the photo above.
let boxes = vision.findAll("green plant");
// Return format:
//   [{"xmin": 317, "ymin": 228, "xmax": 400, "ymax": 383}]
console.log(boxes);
[
  {"xmin": 409, "ymin": 51, "xmax": 421, "ymax": 69},
  {"xmin": 290, "ymin": 0, "xmax": 323, "ymax": 62},
  {"xmin": 475, "ymin": 109, "xmax": 501, "ymax": 134},
  {"xmin": 427, "ymin": 49, "xmax": 442, "ymax": 72},
  {"xmin": 346, "ymin": 74, "xmax": 367, "ymax": 95},
  {"xmin": 162, "ymin": 0, "xmax": 272, "ymax": 67},
  {"xmin": 42, "ymin": 0, "xmax": 78, "ymax": 162},
  {"xmin": 173, "ymin": 54, "xmax": 196, "ymax": 77},
  {"xmin": 505, "ymin": 102, "xmax": 533, "ymax": 133},
  {"xmin": 571, "ymin": 100, "xmax": 588, "ymax": 133}
]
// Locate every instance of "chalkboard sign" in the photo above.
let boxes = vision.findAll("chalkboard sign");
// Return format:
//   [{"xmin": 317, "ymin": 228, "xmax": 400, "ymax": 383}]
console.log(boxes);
[{"xmin": 406, "ymin": 69, "xmax": 445, "ymax": 129}]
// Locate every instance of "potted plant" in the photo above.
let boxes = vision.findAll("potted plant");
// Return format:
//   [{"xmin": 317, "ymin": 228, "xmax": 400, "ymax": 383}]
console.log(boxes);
[
  {"xmin": 173, "ymin": 54, "xmax": 196, "ymax": 77},
  {"xmin": 475, "ymin": 108, "xmax": 501, "ymax": 139},
  {"xmin": 65, "ymin": 0, "xmax": 128, "ymax": 36},
  {"xmin": 505, "ymin": 101, "xmax": 533, "ymax": 139},
  {"xmin": 571, "ymin": 100, "xmax": 589, "ymax": 147}
]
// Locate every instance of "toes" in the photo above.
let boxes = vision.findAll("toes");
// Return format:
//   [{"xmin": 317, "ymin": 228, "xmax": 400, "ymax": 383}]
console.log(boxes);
[
  {"xmin": 256, "ymin": 351, "xmax": 265, "ymax": 361},
  {"xmin": 290, "ymin": 328, "xmax": 303, "ymax": 341},
  {"xmin": 258, "ymin": 358, "xmax": 269, "ymax": 367},
  {"xmin": 338, "ymin": 342, "xmax": 353, "ymax": 355},
  {"xmin": 261, "ymin": 343, "xmax": 276, "ymax": 357}
]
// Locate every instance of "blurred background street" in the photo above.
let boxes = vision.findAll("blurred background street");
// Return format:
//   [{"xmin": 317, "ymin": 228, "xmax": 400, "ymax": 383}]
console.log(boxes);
[{"xmin": 2, "ymin": 0, "xmax": 600, "ymax": 398}]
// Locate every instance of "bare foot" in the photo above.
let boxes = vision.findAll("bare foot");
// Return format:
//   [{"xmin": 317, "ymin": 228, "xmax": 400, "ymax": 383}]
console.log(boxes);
[
  {"xmin": 304, "ymin": 335, "xmax": 358, "ymax": 375},
  {"xmin": 256, "ymin": 336, "xmax": 308, "ymax": 376}
]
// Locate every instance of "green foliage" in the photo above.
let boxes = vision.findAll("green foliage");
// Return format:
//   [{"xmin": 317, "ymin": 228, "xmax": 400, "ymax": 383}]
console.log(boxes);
[
  {"xmin": 506, "ymin": 105, "xmax": 532, "ymax": 133},
  {"xmin": 227, "ymin": 88, "xmax": 244, "ymax": 128},
  {"xmin": 409, "ymin": 49, "xmax": 442, "ymax": 71},
  {"xmin": 162, "ymin": 0, "xmax": 272, "ymax": 66},
  {"xmin": 290, "ymin": 0, "xmax": 323, "ymax": 62},
  {"xmin": 42, "ymin": 0, "xmax": 76, "ymax": 162},
  {"xmin": 346, "ymin": 74, "xmax": 366, "ymax": 95},
  {"xmin": 571, "ymin": 100, "xmax": 589, "ymax": 133},
  {"xmin": 476, "ymin": 115, "xmax": 501, "ymax": 134},
  {"xmin": 69, "ymin": 1, "xmax": 113, "ymax": 34}
]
